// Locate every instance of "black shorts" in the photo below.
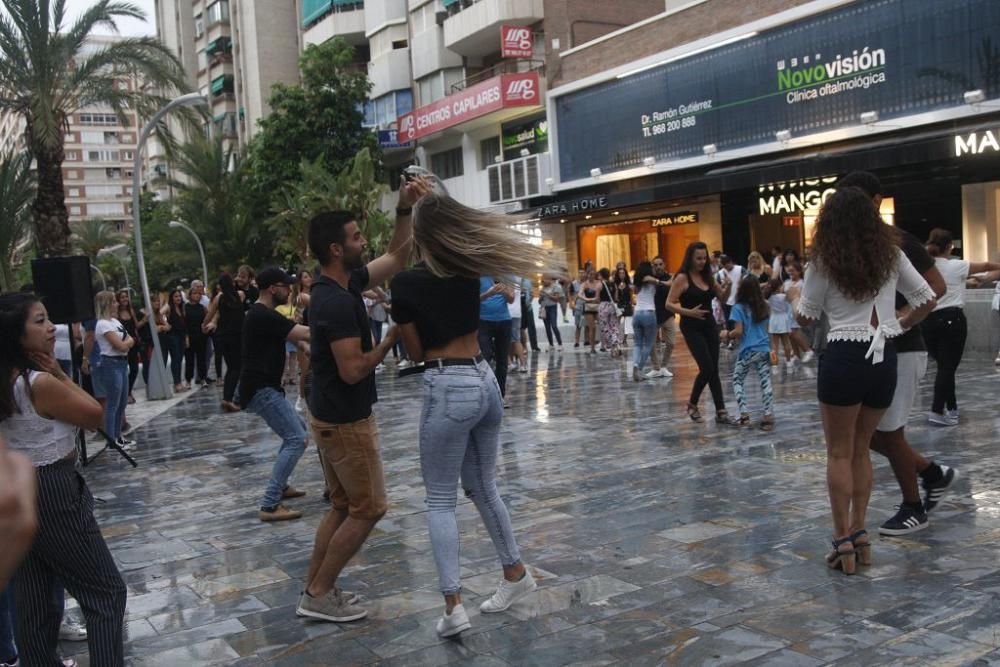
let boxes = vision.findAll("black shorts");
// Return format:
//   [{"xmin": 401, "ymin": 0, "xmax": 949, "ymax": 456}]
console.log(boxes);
[{"xmin": 817, "ymin": 340, "xmax": 897, "ymax": 408}]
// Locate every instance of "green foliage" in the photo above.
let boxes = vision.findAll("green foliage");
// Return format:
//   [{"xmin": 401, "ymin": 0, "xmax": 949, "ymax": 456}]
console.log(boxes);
[
  {"xmin": 71, "ymin": 217, "xmax": 124, "ymax": 260},
  {"xmin": 243, "ymin": 37, "xmax": 379, "ymax": 247},
  {"xmin": 0, "ymin": 151, "xmax": 34, "ymax": 291},
  {"xmin": 132, "ymin": 191, "xmax": 201, "ymax": 290},
  {"xmin": 0, "ymin": 0, "xmax": 188, "ymax": 255},
  {"xmin": 269, "ymin": 147, "xmax": 391, "ymax": 263}
]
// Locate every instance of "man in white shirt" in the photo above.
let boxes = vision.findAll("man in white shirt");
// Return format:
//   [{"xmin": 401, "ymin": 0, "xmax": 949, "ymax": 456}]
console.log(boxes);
[{"xmin": 718, "ymin": 255, "xmax": 743, "ymax": 345}]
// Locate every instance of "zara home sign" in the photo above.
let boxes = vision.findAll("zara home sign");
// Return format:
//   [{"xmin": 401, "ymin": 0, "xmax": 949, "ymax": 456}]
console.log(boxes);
[{"xmin": 537, "ymin": 195, "xmax": 609, "ymax": 218}]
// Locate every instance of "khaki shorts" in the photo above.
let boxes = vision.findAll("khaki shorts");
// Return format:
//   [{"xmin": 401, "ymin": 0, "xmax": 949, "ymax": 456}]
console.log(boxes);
[{"xmin": 310, "ymin": 414, "xmax": 388, "ymax": 520}]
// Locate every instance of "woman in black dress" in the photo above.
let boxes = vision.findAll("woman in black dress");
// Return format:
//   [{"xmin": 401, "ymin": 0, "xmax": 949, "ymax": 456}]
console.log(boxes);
[
  {"xmin": 116, "ymin": 290, "xmax": 140, "ymax": 403},
  {"xmin": 667, "ymin": 242, "xmax": 733, "ymax": 423},
  {"xmin": 205, "ymin": 274, "xmax": 246, "ymax": 412},
  {"xmin": 161, "ymin": 288, "xmax": 188, "ymax": 392}
]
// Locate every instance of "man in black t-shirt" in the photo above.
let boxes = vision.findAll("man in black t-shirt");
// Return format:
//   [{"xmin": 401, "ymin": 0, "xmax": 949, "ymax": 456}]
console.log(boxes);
[
  {"xmin": 296, "ymin": 176, "xmax": 430, "ymax": 624},
  {"xmin": 237, "ymin": 267, "xmax": 311, "ymax": 523},
  {"xmin": 236, "ymin": 265, "xmax": 260, "ymax": 309},
  {"xmin": 837, "ymin": 172, "xmax": 957, "ymax": 537},
  {"xmin": 647, "ymin": 255, "xmax": 676, "ymax": 379}
]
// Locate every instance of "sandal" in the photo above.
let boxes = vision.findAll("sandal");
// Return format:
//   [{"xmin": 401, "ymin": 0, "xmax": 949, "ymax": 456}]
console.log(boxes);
[
  {"xmin": 715, "ymin": 410, "xmax": 736, "ymax": 425},
  {"xmin": 737, "ymin": 414, "xmax": 751, "ymax": 427},
  {"xmin": 826, "ymin": 536, "xmax": 856, "ymax": 575},
  {"xmin": 850, "ymin": 529, "xmax": 871, "ymax": 566},
  {"xmin": 760, "ymin": 416, "xmax": 774, "ymax": 432},
  {"xmin": 686, "ymin": 402, "xmax": 703, "ymax": 422}
]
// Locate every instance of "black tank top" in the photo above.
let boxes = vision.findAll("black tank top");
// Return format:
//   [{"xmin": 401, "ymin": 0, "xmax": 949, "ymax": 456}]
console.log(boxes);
[{"xmin": 680, "ymin": 275, "xmax": 714, "ymax": 326}]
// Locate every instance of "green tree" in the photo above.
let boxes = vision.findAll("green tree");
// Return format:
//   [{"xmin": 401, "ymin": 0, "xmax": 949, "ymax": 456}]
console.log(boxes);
[
  {"xmin": 0, "ymin": 151, "xmax": 34, "ymax": 291},
  {"xmin": 164, "ymin": 131, "xmax": 270, "ymax": 273},
  {"xmin": 269, "ymin": 147, "xmax": 391, "ymax": 265},
  {"xmin": 71, "ymin": 217, "xmax": 123, "ymax": 260},
  {"xmin": 0, "ymin": 0, "xmax": 187, "ymax": 256},
  {"xmin": 244, "ymin": 37, "xmax": 378, "ymax": 224}
]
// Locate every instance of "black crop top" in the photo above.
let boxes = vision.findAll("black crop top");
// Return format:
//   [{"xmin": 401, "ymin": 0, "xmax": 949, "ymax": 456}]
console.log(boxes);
[
  {"xmin": 679, "ymin": 275, "xmax": 715, "ymax": 323},
  {"xmin": 390, "ymin": 264, "xmax": 481, "ymax": 352}
]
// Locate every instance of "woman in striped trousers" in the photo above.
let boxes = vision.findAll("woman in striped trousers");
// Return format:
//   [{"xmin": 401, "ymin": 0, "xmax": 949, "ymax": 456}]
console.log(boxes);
[{"xmin": 0, "ymin": 292, "xmax": 127, "ymax": 666}]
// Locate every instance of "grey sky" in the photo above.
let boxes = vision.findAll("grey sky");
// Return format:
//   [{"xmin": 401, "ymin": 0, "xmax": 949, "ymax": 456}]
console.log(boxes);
[{"xmin": 62, "ymin": 0, "xmax": 157, "ymax": 37}]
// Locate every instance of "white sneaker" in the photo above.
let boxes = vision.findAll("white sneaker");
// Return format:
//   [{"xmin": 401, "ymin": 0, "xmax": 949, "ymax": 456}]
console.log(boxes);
[
  {"xmin": 928, "ymin": 411, "xmax": 957, "ymax": 427},
  {"xmin": 644, "ymin": 369, "xmax": 660, "ymax": 379},
  {"xmin": 480, "ymin": 570, "xmax": 537, "ymax": 613},
  {"xmin": 659, "ymin": 368, "xmax": 673, "ymax": 378},
  {"xmin": 510, "ymin": 360, "xmax": 519, "ymax": 372},
  {"xmin": 518, "ymin": 363, "xmax": 528, "ymax": 374},
  {"xmin": 801, "ymin": 350, "xmax": 815, "ymax": 363},
  {"xmin": 397, "ymin": 360, "xmax": 411, "ymax": 369},
  {"xmin": 785, "ymin": 360, "xmax": 795, "ymax": 370},
  {"xmin": 59, "ymin": 618, "xmax": 87, "ymax": 641},
  {"xmin": 946, "ymin": 408, "xmax": 960, "ymax": 420},
  {"xmin": 435, "ymin": 604, "xmax": 471, "ymax": 637},
  {"xmin": 295, "ymin": 396, "xmax": 306, "ymax": 413}
]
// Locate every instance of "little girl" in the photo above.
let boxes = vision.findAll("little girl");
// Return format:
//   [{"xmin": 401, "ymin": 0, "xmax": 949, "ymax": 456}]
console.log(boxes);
[
  {"xmin": 765, "ymin": 278, "xmax": 795, "ymax": 369},
  {"xmin": 724, "ymin": 278, "xmax": 775, "ymax": 430}
]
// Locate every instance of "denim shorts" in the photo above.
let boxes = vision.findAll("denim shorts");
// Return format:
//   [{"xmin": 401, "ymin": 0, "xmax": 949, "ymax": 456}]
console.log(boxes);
[{"xmin": 818, "ymin": 340, "xmax": 897, "ymax": 408}]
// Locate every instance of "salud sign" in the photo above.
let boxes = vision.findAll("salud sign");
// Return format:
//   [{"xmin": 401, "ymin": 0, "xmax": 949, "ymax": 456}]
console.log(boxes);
[
  {"xmin": 397, "ymin": 72, "xmax": 540, "ymax": 142},
  {"xmin": 501, "ymin": 25, "xmax": 533, "ymax": 58}
]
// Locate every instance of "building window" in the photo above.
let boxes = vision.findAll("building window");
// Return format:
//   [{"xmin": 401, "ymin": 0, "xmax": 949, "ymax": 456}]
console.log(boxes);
[
  {"xmin": 206, "ymin": 1, "xmax": 229, "ymax": 26},
  {"xmin": 480, "ymin": 137, "xmax": 501, "ymax": 169},
  {"xmin": 64, "ymin": 151, "xmax": 79, "ymax": 161},
  {"xmin": 122, "ymin": 150, "xmax": 134, "ymax": 161},
  {"xmin": 78, "ymin": 113, "xmax": 118, "ymax": 126},
  {"xmin": 68, "ymin": 188, "xmax": 80, "ymax": 197},
  {"xmin": 69, "ymin": 206, "xmax": 82, "ymax": 215},
  {"xmin": 198, "ymin": 49, "xmax": 208, "ymax": 71},
  {"xmin": 64, "ymin": 133, "xmax": 74, "ymax": 141},
  {"xmin": 114, "ymin": 221, "xmax": 127, "ymax": 233},
  {"xmin": 106, "ymin": 168, "xmax": 123, "ymax": 179},
  {"xmin": 66, "ymin": 170, "xmax": 79, "ymax": 179},
  {"xmin": 195, "ymin": 14, "xmax": 205, "ymax": 36},
  {"xmin": 210, "ymin": 75, "xmax": 234, "ymax": 96},
  {"xmin": 392, "ymin": 39, "xmax": 408, "ymax": 50},
  {"xmin": 86, "ymin": 150, "xmax": 120, "ymax": 162},
  {"xmin": 430, "ymin": 147, "xmax": 464, "ymax": 180}
]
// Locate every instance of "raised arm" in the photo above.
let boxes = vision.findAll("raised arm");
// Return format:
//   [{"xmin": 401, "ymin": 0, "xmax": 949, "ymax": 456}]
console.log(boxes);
[
  {"xmin": 329, "ymin": 331, "xmax": 398, "ymax": 385},
  {"xmin": 365, "ymin": 176, "xmax": 433, "ymax": 289}
]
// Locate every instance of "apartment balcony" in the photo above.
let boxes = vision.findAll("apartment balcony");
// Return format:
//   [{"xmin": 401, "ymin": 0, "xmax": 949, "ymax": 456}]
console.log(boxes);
[
  {"xmin": 302, "ymin": 1, "xmax": 366, "ymax": 46},
  {"xmin": 443, "ymin": 0, "xmax": 543, "ymax": 57},
  {"xmin": 411, "ymin": 24, "xmax": 463, "ymax": 80},
  {"xmin": 364, "ymin": 0, "xmax": 405, "ymax": 34},
  {"xmin": 368, "ymin": 48, "xmax": 411, "ymax": 99}
]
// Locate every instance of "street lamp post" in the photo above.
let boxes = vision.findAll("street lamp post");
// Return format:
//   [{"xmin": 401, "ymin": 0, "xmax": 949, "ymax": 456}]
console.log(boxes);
[
  {"xmin": 168, "ymin": 220, "xmax": 208, "ymax": 287},
  {"xmin": 134, "ymin": 93, "xmax": 208, "ymax": 400},
  {"xmin": 97, "ymin": 243, "xmax": 131, "ymax": 292},
  {"xmin": 90, "ymin": 264, "xmax": 107, "ymax": 290}
]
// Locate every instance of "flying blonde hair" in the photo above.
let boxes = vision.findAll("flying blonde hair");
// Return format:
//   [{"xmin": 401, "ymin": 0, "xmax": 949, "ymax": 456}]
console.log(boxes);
[{"xmin": 412, "ymin": 193, "xmax": 564, "ymax": 281}]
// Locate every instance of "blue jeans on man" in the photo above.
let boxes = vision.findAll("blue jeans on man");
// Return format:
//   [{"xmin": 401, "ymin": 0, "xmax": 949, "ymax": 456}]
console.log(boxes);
[{"xmin": 247, "ymin": 387, "xmax": 308, "ymax": 510}]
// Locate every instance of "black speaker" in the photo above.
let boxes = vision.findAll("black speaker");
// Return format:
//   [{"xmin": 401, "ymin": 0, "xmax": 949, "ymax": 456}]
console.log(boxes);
[{"xmin": 31, "ymin": 256, "xmax": 96, "ymax": 324}]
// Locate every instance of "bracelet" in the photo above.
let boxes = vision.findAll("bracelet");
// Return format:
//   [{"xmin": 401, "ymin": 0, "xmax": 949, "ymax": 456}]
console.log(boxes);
[{"xmin": 396, "ymin": 206, "xmax": 413, "ymax": 216}]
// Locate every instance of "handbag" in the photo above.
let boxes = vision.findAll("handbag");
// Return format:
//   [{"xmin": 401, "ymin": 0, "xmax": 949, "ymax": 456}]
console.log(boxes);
[
  {"xmin": 539, "ymin": 306, "xmax": 547, "ymax": 320},
  {"xmin": 603, "ymin": 282, "xmax": 623, "ymax": 318},
  {"xmin": 584, "ymin": 302, "xmax": 599, "ymax": 314}
]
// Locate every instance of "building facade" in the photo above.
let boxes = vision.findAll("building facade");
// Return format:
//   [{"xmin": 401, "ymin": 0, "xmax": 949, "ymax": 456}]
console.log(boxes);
[{"xmin": 535, "ymin": 0, "xmax": 1000, "ymax": 273}]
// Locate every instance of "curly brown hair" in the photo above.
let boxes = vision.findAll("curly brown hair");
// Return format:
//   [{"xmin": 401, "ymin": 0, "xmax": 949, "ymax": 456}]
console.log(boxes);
[{"xmin": 811, "ymin": 187, "xmax": 900, "ymax": 301}]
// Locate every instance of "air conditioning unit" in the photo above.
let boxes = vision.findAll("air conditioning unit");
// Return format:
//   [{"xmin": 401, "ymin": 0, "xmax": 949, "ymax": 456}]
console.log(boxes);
[{"xmin": 487, "ymin": 154, "xmax": 550, "ymax": 205}]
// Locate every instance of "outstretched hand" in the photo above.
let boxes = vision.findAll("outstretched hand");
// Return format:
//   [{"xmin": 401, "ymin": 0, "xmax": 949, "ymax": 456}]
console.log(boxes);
[{"xmin": 397, "ymin": 175, "xmax": 434, "ymax": 210}]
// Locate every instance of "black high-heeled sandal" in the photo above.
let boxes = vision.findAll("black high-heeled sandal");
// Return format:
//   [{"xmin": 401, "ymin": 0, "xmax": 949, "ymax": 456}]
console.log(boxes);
[
  {"xmin": 850, "ymin": 529, "xmax": 871, "ymax": 566},
  {"xmin": 686, "ymin": 403, "xmax": 703, "ymax": 422},
  {"xmin": 826, "ymin": 536, "xmax": 856, "ymax": 574}
]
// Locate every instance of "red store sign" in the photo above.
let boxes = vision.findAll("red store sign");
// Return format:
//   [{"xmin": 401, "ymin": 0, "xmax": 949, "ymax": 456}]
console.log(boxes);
[
  {"xmin": 397, "ymin": 72, "xmax": 541, "ymax": 142},
  {"xmin": 501, "ymin": 25, "xmax": 534, "ymax": 58}
]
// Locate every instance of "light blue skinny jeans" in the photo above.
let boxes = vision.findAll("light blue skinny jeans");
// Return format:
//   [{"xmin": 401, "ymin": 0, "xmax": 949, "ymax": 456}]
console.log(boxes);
[
  {"xmin": 247, "ymin": 387, "xmax": 307, "ymax": 510},
  {"xmin": 93, "ymin": 356, "xmax": 128, "ymax": 441},
  {"xmin": 419, "ymin": 359, "xmax": 522, "ymax": 594},
  {"xmin": 631, "ymin": 310, "xmax": 658, "ymax": 371}
]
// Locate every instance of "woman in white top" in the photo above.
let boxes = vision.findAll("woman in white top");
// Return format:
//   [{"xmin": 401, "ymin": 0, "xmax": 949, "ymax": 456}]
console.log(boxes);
[
  {"xmin": 92, "ymin": 291, "xmax": 135, "ymax": 449},
  {"xmin": 922, "ymin": 229, "xmax": 1000, "ymax": 425},
  {"xmin": 53, "ymin": 323, "xmax": 78, "ymax": 378},
  {"xmin": 631, "ymin": 261, "xmax": 659, "ymax": 381},
  {"xmin": 0, "ymin": 291, "xmax": 126, "ymax": 666},
  {"xmin": 793, "ymin": 188, "xmax": 936, "ymax": 575}
]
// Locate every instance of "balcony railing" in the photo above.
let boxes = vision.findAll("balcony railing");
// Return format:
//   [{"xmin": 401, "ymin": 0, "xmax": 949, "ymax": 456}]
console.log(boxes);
[
  {"xmin": 487, "ymin": 153, "xmax": 549, "ymax": 204},
  {"xmin": 450, "ymin": 59, "xmax": 544, "ymax": 94}
]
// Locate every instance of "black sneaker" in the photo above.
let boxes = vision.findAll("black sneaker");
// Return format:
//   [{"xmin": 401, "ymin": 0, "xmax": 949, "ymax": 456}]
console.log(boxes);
[
  {"xmin": 923, "ymin": 465, "xmax": 957, "ymax": 513},
  {"xmin": 879, "ymin": 505, "xmax": 928, "ymax": 536}
]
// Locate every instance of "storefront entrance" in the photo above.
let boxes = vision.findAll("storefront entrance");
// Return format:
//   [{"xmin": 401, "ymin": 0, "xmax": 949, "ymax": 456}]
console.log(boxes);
[{"xmin": 577, "ymin": 218, "xmax": 701, "ymax": 272}]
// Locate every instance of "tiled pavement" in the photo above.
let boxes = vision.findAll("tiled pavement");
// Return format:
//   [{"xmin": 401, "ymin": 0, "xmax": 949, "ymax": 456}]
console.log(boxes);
[{"xmin": 65, "ymin": 331, "xmax": 1000, "ymax": 666}]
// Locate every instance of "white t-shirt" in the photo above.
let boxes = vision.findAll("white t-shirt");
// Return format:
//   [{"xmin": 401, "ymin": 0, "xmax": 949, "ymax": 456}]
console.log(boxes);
[
  {"xmin": 635, "ymin": 283, "xmax": 656, "ymax": 311},
  {"xmin": 507, "ymin": 286, "xmax": 522, "ymax": 319},
  {"xmin": 54, "ymin": 324, "xmax": 72, "ymax": 361},
  {"xmin": 933, "ymin": 257, "xmax": 970, "ymax": 311},
  {"xmin": 721, "ymin": 265, "xmax": 744, "ymax": 306},
  {"xmin": 95, "ymin": 318, "xmax": 128, "ymax": 357}
]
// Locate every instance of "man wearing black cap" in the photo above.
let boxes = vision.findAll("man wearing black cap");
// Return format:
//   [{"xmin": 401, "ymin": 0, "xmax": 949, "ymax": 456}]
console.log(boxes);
[{"xmin": 238, "ymin": 266, "xmax": 312, "ymax": 522}]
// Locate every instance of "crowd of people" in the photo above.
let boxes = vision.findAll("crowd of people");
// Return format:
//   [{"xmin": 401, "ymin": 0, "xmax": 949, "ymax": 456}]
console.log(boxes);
[{"xmin": 0, "ymin": 169, "xmax": 992, "ymax": 662}]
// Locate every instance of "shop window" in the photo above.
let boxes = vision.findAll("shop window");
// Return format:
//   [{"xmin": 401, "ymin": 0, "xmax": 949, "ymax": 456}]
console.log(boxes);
[
  {"xmin": 430, "ymin": 147, "xmax": 463, "ymax": 180},
  {"xmin": 480, "ymin": 136, "xmax": 500, "ymax": 169}
]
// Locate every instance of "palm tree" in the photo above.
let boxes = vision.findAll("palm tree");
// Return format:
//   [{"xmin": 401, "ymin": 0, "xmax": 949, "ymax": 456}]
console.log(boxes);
[
  {"xmin": 165, "ymin": 131, "xmax": 261, "ymax": 270},
  {"xmin": 0, "ymin": 151, "xmax": 34, "ymax": 291},
  {"xmin": 0, "ymin": 0, "xmax": 188, "ymax": 257},
  {"xmin": 71, "ymin": 217, "xmax": 122, "ymax": 260}
]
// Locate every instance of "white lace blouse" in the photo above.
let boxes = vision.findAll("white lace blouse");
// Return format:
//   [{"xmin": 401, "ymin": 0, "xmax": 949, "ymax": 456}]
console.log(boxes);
[
  {"xmin": 1, "ymin": 372, "xmax": 78, "ymax": 466},
  {"xmin": 796, "ymin": 248, "xmax": 935, "ymax": 363}
]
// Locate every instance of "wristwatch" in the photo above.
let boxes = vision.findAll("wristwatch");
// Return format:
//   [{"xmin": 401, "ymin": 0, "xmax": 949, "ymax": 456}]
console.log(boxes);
[{"xmin": 396, "ymin": 206, "xmax": 413, "ymax": 216}]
